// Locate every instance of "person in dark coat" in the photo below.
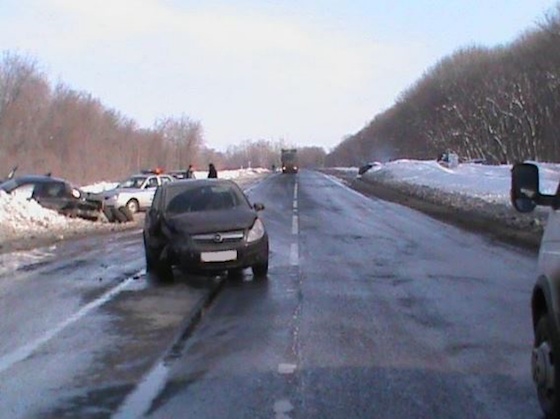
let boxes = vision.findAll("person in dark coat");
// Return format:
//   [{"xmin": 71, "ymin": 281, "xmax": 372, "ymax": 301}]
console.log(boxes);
[{"xmin": 208, "ymin": 163, "xmax": 218, "ymax": 178}]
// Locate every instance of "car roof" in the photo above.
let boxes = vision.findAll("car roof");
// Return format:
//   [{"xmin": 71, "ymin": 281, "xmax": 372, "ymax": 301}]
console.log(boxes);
[
  {"xmin": 0, "ymin": 175, "xmax": 71, "ymax": 192},
  {"xmin": 161, "ymin": 178, "xmax": 236, "ymax": 190},
  {"xmin": 20, "ymin": 174, "xmax": 66, "ymax": 182},
  {"xmin": 2, "ymin": 175, "xmax": 68, "ymax": 185}
]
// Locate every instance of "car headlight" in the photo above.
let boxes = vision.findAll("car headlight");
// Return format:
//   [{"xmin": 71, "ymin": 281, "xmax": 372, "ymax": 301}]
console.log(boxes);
[
  {"xmin": 247, "ymin": 218, "xmax": 265, "ymax": 243},
  {"xmin": 72, "ymin": 188, "xmax": 81, "ymax": 199}
]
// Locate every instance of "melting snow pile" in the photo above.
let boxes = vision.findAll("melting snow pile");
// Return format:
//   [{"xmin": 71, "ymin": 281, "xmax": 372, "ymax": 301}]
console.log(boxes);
[{"xmin": 0, "ymin": 190, "xmax": 95, "ymax": 238}]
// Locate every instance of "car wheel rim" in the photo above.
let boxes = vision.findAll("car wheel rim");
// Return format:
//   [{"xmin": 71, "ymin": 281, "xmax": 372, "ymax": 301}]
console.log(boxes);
[
  {"xmin": 533, "ymin": 341, "xmax": 555, "ymax": 398},
  {"xmin": 128, "ymin": 201, "xmax": 138, "ymax": 213}
]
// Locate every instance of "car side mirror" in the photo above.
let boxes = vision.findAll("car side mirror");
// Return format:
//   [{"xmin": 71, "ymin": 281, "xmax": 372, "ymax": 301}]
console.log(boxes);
[
  {"xmin": 253, "ymin": 202, "xmax": 265, "ymax": 211},
  {"xmin": 511, "ymin": 163, "xmax": 539, "ymax": 213}
]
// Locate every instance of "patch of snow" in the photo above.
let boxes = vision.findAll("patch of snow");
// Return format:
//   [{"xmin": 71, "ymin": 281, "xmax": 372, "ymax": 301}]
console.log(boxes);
[
  {"xmin": 360, "ymin": 160, "xmax": 559, "ymax": 205},
  {"xmin": 80, "ymin": 182, "xmax": 119, "ymax": 193}
]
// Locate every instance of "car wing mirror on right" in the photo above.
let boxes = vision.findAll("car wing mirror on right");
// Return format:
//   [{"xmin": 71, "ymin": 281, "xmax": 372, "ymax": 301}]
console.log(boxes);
[
  {"xmin": 253, "ymin": 202, "xmax": 265, "ymax": 211},
  {"xmin": 511, "ymin": 163, "xmax": 539, "ymax": 213},
  {"xmin": 511, "ymin": 162, "xmax": 560, "ymax": 212}
]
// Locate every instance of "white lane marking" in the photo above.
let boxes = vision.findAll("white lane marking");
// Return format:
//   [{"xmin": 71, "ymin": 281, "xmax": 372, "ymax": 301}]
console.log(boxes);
[
  {"xmin": 290, "ymin": 243, "xmax": 298, "ymax": 266},
  {"xmin": 291, "ymin": 214, "xmax": 298, "ymax": 235},
  {"xmin": 113, "ymin": 361, "xmax": 169, "ymax": 419},
  {"xmin": 278, "ymin": 363, "xmax": 297, "ymax": 374},
  {"xmin": 293, "ymin": 200, "xmax": 298, "ymax": 210},
  {"xmin": 293, "ymin": 182, "xmax": 298, "ymax": 201},
  {"xmin": 320, "ymin": 172, "xmax": 371, "ymax": 201},
  {"xmin": 0, "ymin": 275, "xmax": 138, "ymax": 375}
]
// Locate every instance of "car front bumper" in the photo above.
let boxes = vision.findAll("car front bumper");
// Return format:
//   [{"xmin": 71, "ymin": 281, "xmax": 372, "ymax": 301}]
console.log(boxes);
[{"xmin": 162, "ymin": 236, "xmax": 269, "ymax": 273}]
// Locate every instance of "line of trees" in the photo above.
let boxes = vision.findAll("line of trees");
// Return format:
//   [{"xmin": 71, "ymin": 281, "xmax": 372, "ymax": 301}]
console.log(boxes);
[
  {"xmin": 326, "ymin": 4, "xmax": 560, "ymax": 166},
  {"xmin": 0, "ymin": 51, "xmax": 327, "ymax": 184},
  {"xmin": 0, "ymin": 52, "xmax": 206, "ymax": 184}
]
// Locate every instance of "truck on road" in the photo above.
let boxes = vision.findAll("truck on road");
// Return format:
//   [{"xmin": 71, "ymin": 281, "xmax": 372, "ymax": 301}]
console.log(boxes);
[{"xmin": 281, "ymin": 148, "xmax": 298, "ymax": 174}]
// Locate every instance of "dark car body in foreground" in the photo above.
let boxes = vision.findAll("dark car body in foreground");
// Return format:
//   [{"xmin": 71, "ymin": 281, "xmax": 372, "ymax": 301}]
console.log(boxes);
[
  {"xmin": 0, "ymin": 175, "xmax": 103, "ymax": 221},
  {"xmin": 143, "ymin": 179, "xmax": 269, "ymax": 280}
]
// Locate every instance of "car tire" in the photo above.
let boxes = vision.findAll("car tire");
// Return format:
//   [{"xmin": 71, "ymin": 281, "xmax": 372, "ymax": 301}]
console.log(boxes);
[
  {"xmin": 126, "ymin": 199, "xmax": 140, "ymax": 214},
  {"xmin": 113, "ymin": 206, "xmax": 133, "ymax": 223},
  {"xmin": 103, "ymin": 207, "xmax": 116, "ymax": 223},
  {"xmin": 533, "ymin": 315, "xmax": 560, "ymax": 417},
  {"xmin": 252, "ymin": 260, "xmax": 268, "ymax": 279},
  {"xmin": 119, "ymin": 206, "xmax": 134, "ymax": 222},
  {"xmin": 154, "ymin": 262, "xmax": 173, "ymax": 282},
  {"xmin": 144, "ymin": 243, "xmax": 173, "ymax": 282},
  {"xmin": 145, "ymin": 245, "xmax": 157, "ymax": 273}
]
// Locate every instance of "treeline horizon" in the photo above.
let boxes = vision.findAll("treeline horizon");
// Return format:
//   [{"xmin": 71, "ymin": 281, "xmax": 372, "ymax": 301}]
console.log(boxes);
[
  {"xmin": 4, "ymin": 3, "xmax": 557, "ymax": 182},
  {"xmin": 326, "ymin": 4, "xmax": 560, "ymax": 166},
  {"xmin": 0, "ymin": 52, "xmax": 326, "ymax": 185}
]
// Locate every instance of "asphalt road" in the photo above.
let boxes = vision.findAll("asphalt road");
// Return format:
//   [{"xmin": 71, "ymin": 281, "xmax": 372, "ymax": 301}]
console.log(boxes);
[{"xmin": 0, "ymin": 170, "xmax": 541, "ymax": 418}]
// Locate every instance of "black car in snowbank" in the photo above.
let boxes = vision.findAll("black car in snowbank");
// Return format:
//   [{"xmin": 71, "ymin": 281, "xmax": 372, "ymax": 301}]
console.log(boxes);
[
  {"xmin": 143, "ymin": 179, "xmax": 269, "ymax": 280},
  {"xmin": 0, "ymin": 175, "xmax": 103, "ymax": 221}
]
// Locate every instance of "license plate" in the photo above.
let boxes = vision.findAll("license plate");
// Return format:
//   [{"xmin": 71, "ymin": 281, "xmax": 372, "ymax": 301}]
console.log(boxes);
[{"xmin": 201, "ymin": 250, "xmax": 237, "ymax": 262}]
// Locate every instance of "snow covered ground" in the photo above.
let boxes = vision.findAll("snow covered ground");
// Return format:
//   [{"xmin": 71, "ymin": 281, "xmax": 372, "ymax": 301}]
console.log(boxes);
[
  {"xmin": 333, "ymin": 160, "xmax": 559, "ymax": 243},
  {"xmin": 353, "ymin": 159, "xmax": 560, "ymax": 203},
  {"xmin": 1, "ymin": 162, "xmax": 559, "ymax": 254},
  {"xmin": 0, "ymin": 168, "xmax": 269, "ymax": 252}
]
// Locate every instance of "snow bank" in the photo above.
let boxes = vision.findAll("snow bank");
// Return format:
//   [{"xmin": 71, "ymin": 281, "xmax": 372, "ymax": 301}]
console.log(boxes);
[{"xmin": 361, "ymin": 160, "xmax": 560, "ymax": 204}]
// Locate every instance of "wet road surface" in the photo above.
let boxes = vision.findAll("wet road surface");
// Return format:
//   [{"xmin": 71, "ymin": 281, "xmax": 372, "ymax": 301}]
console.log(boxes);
[
  {"xmin": 144, "ymin": 171, "xmax": 539, "ymax": 418},
  {"xmin": 0, "ymin": 171, "xmax": 541, "ymax": 418}
]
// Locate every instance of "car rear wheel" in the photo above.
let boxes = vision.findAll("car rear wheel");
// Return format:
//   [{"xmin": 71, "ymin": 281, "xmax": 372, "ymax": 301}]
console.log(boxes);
[
  {"xmin": 533, "ymin": 315, "xmax": 560, "ymax": 417},
  {"xmin": 126, "ymin": 199, "xmax": 140, "ymax": 214},
  {"xmin": 252, "ymin": 260, "xmax": 268, "ymax": 279}
]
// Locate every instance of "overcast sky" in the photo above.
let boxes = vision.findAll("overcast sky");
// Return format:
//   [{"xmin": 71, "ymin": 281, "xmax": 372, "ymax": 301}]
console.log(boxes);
[{"xmin": 0, "ymin": 0, "xmax": 557, "ymax": 151}]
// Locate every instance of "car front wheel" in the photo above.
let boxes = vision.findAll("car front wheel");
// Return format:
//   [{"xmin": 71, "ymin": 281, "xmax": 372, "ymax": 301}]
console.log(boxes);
[
  {"xmin": 533, "ymin": 315, "xmax": 560, "ymax": 417},
  {"xmin": 126, "ymin": 199, "xmax": 140, "ymax": 214},
  {"xmin": 252, "ymin": 260, "xmax": 268, "ymax": 279},
  {"xmin": 144, "ymin": 241, "xmax": 173, "ymax": 282}
]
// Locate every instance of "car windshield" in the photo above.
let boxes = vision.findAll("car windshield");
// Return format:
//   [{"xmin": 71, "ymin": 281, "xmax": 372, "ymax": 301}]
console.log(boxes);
[
  {"xmin": 164, "ymin": 184, "xmax": 244, "ymax": 214},
  {"xmin": 118, "ymin": 176, "xmax": 146, "ymax": 189}
]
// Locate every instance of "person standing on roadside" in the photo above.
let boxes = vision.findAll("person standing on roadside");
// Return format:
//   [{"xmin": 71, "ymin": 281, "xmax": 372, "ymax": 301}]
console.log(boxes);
[
  {"xmin": 186, "ymin": 164, "xmax": 196, "ymax": 179},
  {"xmin": 208, "ymin": 163, "xmax": 218, "ymax": 178}
]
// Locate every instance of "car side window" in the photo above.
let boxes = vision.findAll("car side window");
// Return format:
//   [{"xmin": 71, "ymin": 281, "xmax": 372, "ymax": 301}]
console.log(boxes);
[
  {"xmin": 160, "ymin": 176, "xmax": 173, "ymax": 184},
  {"xmin": 38, "ymin": 181, "xmax": 67, "ymax": 198},
  {"xmin": 32, "ymin": 183, "xmax": 49, "ymax": 198},
  {"xmin": 146, "ymin": 177, "xmax": 159, "ymax": 189}
]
